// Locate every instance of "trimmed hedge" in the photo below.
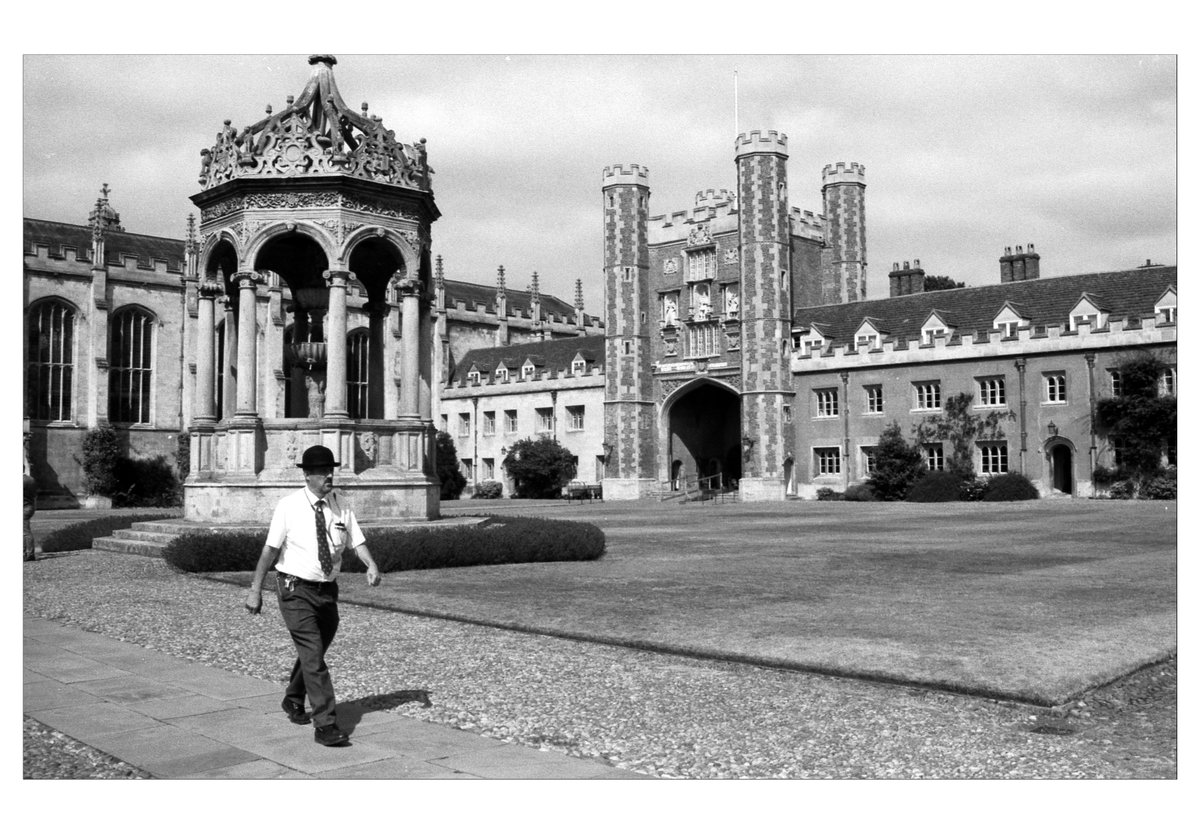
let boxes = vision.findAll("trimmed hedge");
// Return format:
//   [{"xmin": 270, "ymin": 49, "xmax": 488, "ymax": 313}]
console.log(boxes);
[
  {"xmin": 162, "ymin": 516, "xmax": 605, "ymax": 573},
  {"xmin": 980, "ymin": 472, "xmax": 1040, "ymax": 501},
  {"xmin": 471, "ymin": 480, "xmax": 504, "ymax": 499},
  {"xmin": 843, "ymin": 483, "xmax": 876, "ymax": 502},
  {"xmin": 40, "ymin": 514, "xmax": 179, "ymax": 553},
  {"xmin": 906, "ymin": 471, "xmax": 964, "ymax": 502}
]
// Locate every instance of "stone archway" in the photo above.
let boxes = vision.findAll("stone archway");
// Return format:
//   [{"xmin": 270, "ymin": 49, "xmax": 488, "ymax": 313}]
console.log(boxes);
[
  {"xmin": 664, "ymin": 380, "xmax": 741, "ymax": 489},
  {"xmin": 1048, "ymin": 442, "xmax": 1074, "ymax": 495}
]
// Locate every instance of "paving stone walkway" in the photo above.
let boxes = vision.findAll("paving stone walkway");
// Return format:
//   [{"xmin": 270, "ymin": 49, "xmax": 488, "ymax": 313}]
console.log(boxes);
[{"xmin": 23, "ymin": 615, "xmax": 643, "ymax": 779}]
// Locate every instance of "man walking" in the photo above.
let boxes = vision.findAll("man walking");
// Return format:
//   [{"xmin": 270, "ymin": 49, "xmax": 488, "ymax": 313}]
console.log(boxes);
[{"xmin": 244, "ymin": 444, "xmax": 381, "ymax": 746}]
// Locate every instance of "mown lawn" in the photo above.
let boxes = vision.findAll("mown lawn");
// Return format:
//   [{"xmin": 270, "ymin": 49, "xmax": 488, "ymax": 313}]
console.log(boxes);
[{"xmin": 340, "ymin": 500, "xmax": 1177, "ymax": 705}]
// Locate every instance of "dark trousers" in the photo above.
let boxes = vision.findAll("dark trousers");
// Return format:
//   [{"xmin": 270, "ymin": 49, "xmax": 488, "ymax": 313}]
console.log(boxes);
[{"xmin": 276, "ymin": 574, "xmax": 340, "ymax": 728}]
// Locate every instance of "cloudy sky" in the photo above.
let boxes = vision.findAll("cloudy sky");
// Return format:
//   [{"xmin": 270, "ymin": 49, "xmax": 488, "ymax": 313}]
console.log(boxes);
[{"xmin": 22, "ymin": 54, "xmax": 1176, "ymax": 312}]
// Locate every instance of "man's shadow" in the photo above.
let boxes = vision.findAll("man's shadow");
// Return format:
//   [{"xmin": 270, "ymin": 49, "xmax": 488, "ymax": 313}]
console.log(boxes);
[{"xmin": 336, "ymin": 689, "xmax": 432, "ymax": 735}]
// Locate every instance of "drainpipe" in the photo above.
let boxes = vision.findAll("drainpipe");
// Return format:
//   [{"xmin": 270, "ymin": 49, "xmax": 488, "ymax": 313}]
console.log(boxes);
[
  {"xmin": 1014, "ymin": 358, "xmax": 1027, "ymax": 475},
  {"xmin": 1084, "ymin": 353, "xmax": 1097, "ymax": 477},
  {"xmin": 840, "ymin": 371, "xmax": 851, "ymax": 490},
  {"xmin": 471, "ymin": 395, "xmax": 479, "ymax": 492}
]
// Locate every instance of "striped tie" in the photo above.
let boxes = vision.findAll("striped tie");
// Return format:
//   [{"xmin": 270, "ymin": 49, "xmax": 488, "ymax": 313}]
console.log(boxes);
[{"xmin": 314, "ymin": 500, "xmax": 333, "ymax": 576}]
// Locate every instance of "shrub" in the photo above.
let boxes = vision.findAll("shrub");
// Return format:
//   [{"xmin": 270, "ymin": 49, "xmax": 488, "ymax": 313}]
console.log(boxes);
[
  {"xmin": 40, "ymin": 513, "xmax": 178, "ymax": 553},
  {"xmin": 1139, "ymin": 467, "xmax": 1177, "ymax": 500},
  {"xmin": 163, "ymin": 516, "xmax": 605, "ymax": 573},
  {"xmin": 816, "ymin": 487, "xmax": 843, "ymax": 501},
  {"xmin": 76, "ymin": 426, "xmax": 122, "ymax": 497},
  {"xmin": 435, "ymin": 431, "xmax": 466, "ymax": 500},
  {"xmin": 113, "ymin": 455, "xmax": 183, "ymax": 507},
  {"xmin": 503, "ymin": 436, "xmax": 577, "ymax": 499},
  {"xmin": 958, "ymin": 476, "xmax": 987, "ymax": 502},
  {"xmin": 176, "ymin": 431, "xmax": 191, "ymax": 482},
  {"xmin": 868, "ymin": 422, "xmax": 927, "ymax": 501},
  {"xmin": 980, "ymin": 472, "xmax": 1040, "ymax": 502},
  {"xmin": 906, "ymin": 471, "xmax": 964, "ymax": 502},
  {"xmin": 843, "ymin": 483, "xmax": 876, "ymax": 502},
  {"xmin": 472, "ymin": 480, "xmax": 504, "ymax": 499},
  {"xmin": 1108, "ymin": 480, "xmax": 1136, "ymax": 500},
  {"xmin": 1091, "ymin": 466, "xmax": 1118, "ymax": 487}
]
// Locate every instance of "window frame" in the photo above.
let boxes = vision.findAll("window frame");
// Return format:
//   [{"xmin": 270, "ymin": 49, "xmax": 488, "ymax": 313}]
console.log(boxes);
[
  {"xmin": 26, "ymin": 299, "xmax": 77, "ymax": 423},
  {"xmin": 504, "ymin": 409, "xmax": 518, "ymax": 434},
  {"xmin": 864, "ymin": 384, "xmax": 884, "ymax": 414},
  {"xmin": 1043, "ymin": 371, "xmax": 1067, "ymax": 404},
  {"xmin": 979, "ymin": 442, "xmax": 1009, "ymax": 475},
  {"xmin": 924, "ymin": 443, "xmax": 945, "ymax": 472},
  {"xmin": 814, "ymin": 446, "xmax": 842, "ymax": 476},
  {"xmin": 566, "ymin": 404, "xmax": 585, "ymax": 431},
  {"xmin": 108, "ymin": 306, "xmax": 155, "ymax": 425},
  {"xmin": 976, "ymin": 376, "xmax": 1007, "ymax": 408},
  {"xmin": 913, "ymin": 381, "xmax": 942, "ymax": 411},
  {"xmin": 815, "ymin": 387, "xmax": 840, "ymax": 418}
]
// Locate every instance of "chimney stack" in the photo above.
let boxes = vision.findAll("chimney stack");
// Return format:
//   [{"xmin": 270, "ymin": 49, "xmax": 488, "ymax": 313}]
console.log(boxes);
[{"xmin": 888, "ymin": 259, "xmax": 927, "ymax": 297}]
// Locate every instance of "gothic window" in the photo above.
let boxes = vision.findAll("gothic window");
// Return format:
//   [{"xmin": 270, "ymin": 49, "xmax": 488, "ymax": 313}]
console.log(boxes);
[
  {"xmin": 977, "ymin": 376, "xmax": 1007, "ymax": 407},
  {"xmin": 979, "ymin": 442, "xmax": 1009, "ymax": 475},
  {"xmin": 347, "ymin": 329, "xmax": 370, "ymax": 419},
  {"xmin": 814, "ymin": 447, "xmax": 841, "ymax": 476},
  {"xmin": 914, "ymin": 381, "xmax": 942, "ymax": 411},
  {"xmin": 815, "ymin": 388, "xmax": 839, "ymax": 418},
  {"xmin": 864, "ymin": 385, "xmax": 884, "ymax": 414},
  {"xmin": 109, "ymin": 307, "xmax": 154, "ymax": 424},
  {"xmin": 26, "ymin": 300, "xmax": 76, "ymax": 422},
  {"xmin": 1044, "ymin": 372, "xmax": 1067, "ymax": 404},
  {"xmin": 685, "ymin": 322, "xmax": 720, "ymax": 358},
  {"xmin": 924, "ymin": 444, "xmax": 945, "ymax": 471}
]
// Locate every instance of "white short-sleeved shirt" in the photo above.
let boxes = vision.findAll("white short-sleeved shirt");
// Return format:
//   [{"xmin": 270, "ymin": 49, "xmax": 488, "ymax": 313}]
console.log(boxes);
[{"xmin": 267, "ymin": 487, "xmax": 367, "ymax": 582}]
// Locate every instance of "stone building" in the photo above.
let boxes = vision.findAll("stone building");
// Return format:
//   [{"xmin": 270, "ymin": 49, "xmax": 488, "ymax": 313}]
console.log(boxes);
[{"xmin": 23, "ymin": 57, "xmax": 1176, "ymax": 509}]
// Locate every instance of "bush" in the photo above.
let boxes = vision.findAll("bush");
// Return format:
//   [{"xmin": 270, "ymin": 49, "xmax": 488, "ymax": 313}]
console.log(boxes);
[
  {"xmin": 980, "ymin": 472, "xmax": 1040, "ymax": 501},
  {"xmin": 113, "ymin": 455, "xmax": 183, "ymax": 507},
  {"xmin": 76, "ymin": 426, "xmax": 122, "ymax": 496},
  {"xmin": 176, "ymin": 431, "xmax": 191, "ymax": 482},
  {"xmin": 1091, "ymin": 466, "xmax": 1118, "ymax": 487},
  {"xmin": 843, "ymin": 483, "xmax": 876, "ymax": 502},
  {"xmin": 471, "ymin": 480, "xmax": 504, "ymax": 499},
  {"xmin": 1108, "ymin": 480, "xmax": 1136, "ymax": 500},
  {"xmin": 435, "ymin": 431, "xmax": 466, "ymax": 500},
  {"xmin": 40, "ymin": 513, "xmax": 178, "ymax": 553},
  {"xmin": 503, "ymin": 436, "xmax": 577, "ymax": 499},
  {"xmin": 906, "ymin": 471, "xmax": 964, "ymax": 502},
  {"xmin": 1141, "ymin": 467, "xmax": 1177, "ymax": 499},
  {"xmin": 163, "ymin": 516, "xmax": 605, "ymax": 573},
  {"xmin": 816, "ymin": 487, "xmax": 843, "ymax": 501},
  {"xmin": 868, "ymin": 422, "xmax": 927, "ymax": 501},
  {"xmin": 958, "ymin": 476, "xmax": 987, "ymax": 502}
]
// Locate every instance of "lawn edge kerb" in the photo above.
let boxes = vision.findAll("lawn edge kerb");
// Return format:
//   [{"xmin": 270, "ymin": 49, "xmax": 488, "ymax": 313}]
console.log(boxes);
[{"xmin": 201, "ymin": 572, "xmax": 1176, "ymax": 709}]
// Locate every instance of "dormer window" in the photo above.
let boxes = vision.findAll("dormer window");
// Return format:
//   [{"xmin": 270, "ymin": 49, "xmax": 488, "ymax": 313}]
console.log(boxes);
[
  {"xmin": 802, "ymin": 338, "xmax": 824, "ymax": 357},
  {"xmin": 992, "ymin": 303, "xmax": 1029, "ymax": 340},
  {"xmin": 1072, "ymin": 314, "xmax": 1096, "ymax": 330},
  {"xmin": 521, "ymin": 362, "xmax": 536, "ymax": 380},
  {"xmin": 1068, "ymin": 295, "xmax": 1107, "ymax": 331},
  {"xmin": 467, "ymin": 369, "xmax": 481, "ymax": 385},
  {"xmin": 920, "ymin": 312, "xmax": 953, "ymax": 345},
  {"xmin": 571, "ymin": 356, "xmax": 587, "ymax": 375},
  {"xmin": 1155, "ymin": 288, "xmax": 1178, "ymax": 325},
  {"xmin": 1002, "ymin": 322, "xmax": 1018, "ymax": 339},
  {"xmin": 495, "ymin": 365, "xmax": 509, "ymax": 383}
]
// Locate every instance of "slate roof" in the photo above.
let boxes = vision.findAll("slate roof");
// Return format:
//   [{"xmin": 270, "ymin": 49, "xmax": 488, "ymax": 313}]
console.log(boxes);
[
  {"xmin": 24, "ymin": 218, "xmax": 187, "ymax": 272},
  {"xmin": 443, "ymin": 279, "xmax": 576, "ymax": 320},
  {"xmin": 452, "ymin": 335, "xmax": 605, "ymax": 383},
  {"xmin": 793, "ymin": 266, "xmax": 1177, "ymax": 345}
]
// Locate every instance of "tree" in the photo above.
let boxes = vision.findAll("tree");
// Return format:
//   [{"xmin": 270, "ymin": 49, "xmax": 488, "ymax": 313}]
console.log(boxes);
[
  {"xmin": 923, "ymin": 275, "xmax": 965, "ymax": 291},
  {"xmin": 1096, "ymin": 352, "xmax": 1176, "ymax": 493},
  {"xmin": 913, "ymin": 392, "xmax": 1012, "ymax": 477},
  {"xmin": 435, "ymin": 431, "xmax": 466, "ymax": 500},
  {"xmin": 867, "ymin": 422, "xmax": 927, "ymax": 500},
  {"xmin": 503, "ymin": 436, "xmax": 577, "ymax": 499}
]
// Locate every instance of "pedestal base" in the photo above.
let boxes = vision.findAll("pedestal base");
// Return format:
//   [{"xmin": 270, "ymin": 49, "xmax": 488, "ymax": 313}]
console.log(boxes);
[
  {"xmin": 738, "ymin": 477, "xmax": 786, "ymax": 502},
  {"xmin": 185, "ymin": 475, "xmax": 439, "ymax": 523},
  {"xmin": 600, "ymin": 478, "xmax": 658, "ymax": 501}
]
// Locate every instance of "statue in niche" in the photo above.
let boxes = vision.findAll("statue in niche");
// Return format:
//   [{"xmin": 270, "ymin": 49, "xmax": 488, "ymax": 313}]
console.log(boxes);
[
  {"xmin": 725, "ymin": 286, "xmax": 739, "ymax": 317},
  {"xmin": 305, "ymin": 372, "xmax": 327, "ymax": 418},
  {"xmin": 663, "ymin": 295, "xmax": 678, "ymax": 325}
]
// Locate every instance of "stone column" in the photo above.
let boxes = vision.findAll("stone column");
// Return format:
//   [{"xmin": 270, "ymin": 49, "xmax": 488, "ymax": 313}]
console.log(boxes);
[
  {"xmin": 323, "ymin": 270, "xmax": 351, "ymax": 420},
  {"xmin": 233, "ymin": 272, "xmax": 262, "ymax": 417},
  {"xmin": 366, "ymin": 300, "xmax": 387, "ymax": 420},
  {"xmin": 195, "ymin": 280, "xmax": 221, "ymax": 422},
  {"xmin": 398, "ymin": 275, "xmax": 422, "ymax": 417},
  {"xmin": 221, "ymin": 296, "xmax": 237, "ymax": 419}
]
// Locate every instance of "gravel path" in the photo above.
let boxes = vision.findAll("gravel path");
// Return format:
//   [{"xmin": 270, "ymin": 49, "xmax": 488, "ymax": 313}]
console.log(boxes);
[{"xmin": 24, "ymin": 550, "xmax": 1176, "ymax": 779}]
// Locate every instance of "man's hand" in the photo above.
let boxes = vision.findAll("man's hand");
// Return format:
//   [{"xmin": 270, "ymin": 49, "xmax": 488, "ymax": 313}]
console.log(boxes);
[
  {"xmin": 366, "ymin": 565, "xmax": 381, "ymax": 587},
  {"xmin": 245, "ymin": 587, "xmax": 263, "ymax": 615}
]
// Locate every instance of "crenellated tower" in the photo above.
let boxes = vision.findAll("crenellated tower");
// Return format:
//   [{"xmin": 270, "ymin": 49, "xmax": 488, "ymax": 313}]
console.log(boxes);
[
  {"xmin": 736, "ymin": 130, "xmax": 794, "ymax": 501},
  {"xmin": 821, "ymin": 161, "xmax": 867, "ymax": 302},
  {"xmin": 601, "ymin": 163, "xmax": 656, "ymax": 499}
]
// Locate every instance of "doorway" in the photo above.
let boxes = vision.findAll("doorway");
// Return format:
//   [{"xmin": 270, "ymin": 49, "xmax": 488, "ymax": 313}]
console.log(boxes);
[{"xmin": 1050, "ymin": 444, "xmax": 1073, "ymax": 494}]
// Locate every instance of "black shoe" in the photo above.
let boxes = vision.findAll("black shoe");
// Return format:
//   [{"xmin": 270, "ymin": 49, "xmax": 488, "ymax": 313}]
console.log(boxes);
[
  {"xmin": 314, "ymin": 724, "xmax": 350, "ymax": 746},
  {"xmin": 281, "ymin": 698, "xmax": 311, "ymax": 725}
]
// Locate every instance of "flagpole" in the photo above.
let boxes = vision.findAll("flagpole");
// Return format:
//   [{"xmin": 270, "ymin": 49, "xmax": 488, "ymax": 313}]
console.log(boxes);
[{"xmin": 734, "ymin": 70, "xmax": 739, "ymax": 139}]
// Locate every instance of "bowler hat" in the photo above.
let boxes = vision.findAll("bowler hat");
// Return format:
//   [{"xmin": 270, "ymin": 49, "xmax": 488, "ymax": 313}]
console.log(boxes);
[{"xmin": 297, "ymin": 445, "xmax": 340, "ymax": 469}]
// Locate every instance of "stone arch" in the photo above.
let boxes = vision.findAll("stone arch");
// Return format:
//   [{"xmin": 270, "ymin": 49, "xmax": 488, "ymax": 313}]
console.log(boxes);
[
  {"xmin": 660, "ymin": 377, "xmax": 742, "ymax": 489},
  {"xmin": 1043, "ymin": 436, "xmax": 1078, "ymax": 496},
  {"xmin": 200, "ymin": 234, "xmax": 240, "ymax": 287},
  {"xmin": 340, "ymin": 225, "xmax": 418, "ymax": 283},
  {"xmin": 243, "ymin": 221, "xmax": 338, "ymax": 271},
  {"xmin": 342, "ymin": 228, "xmax": 411, "ymax": 307}
]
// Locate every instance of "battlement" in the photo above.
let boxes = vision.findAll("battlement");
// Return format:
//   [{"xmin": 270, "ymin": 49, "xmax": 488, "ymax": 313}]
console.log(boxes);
[
  {"xmin": 694, "ymin": 188, "xmax": 736, "ymax": 209},
  {"xmin": 602, "ymin": 164, "xmax": 650, "ymax": 187},
  {"xmin": 734, "ymin": 130, "xmax": 788, "ymax": 158},
  {"xmin": 790, "ymin": 208, "xmax": 825, "ymax": 241},
  {"xmin": 793, "ymin": 312, "xmax": 1174, "ymax": 370},
  {"xmin": 822, "ymin": 161, "xmax": 866, "ymax": 186}
]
